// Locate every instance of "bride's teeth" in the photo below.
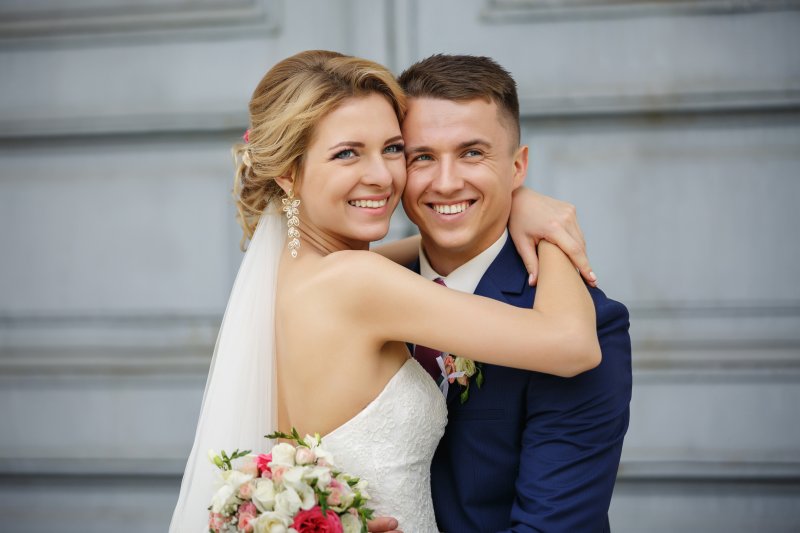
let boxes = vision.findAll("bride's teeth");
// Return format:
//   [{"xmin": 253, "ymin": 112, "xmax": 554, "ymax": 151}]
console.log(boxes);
[{"xmin": 349, "ymin": 198, "xmax": 387, "ymax": 208}]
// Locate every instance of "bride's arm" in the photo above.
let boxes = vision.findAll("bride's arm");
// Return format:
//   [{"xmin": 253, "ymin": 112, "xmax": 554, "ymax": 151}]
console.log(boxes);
[
  {"xmin": 509, "ymin": 187, "xmax": 597, "ymax": 287},
  {"xmin": 370, "ymin": 188, "xmax": 594, "ymax": 278},
  {"xmin": 370, "ymin": 235, "xmax": 420, "ymax": 265},
  {"xmin": 328, "ymin": 242, "xmax": 599, "ymax": 378}
]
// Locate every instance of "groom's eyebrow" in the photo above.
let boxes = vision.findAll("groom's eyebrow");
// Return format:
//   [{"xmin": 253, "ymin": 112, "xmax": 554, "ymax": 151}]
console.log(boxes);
[
  {"xmin": 405, "ymin": 144, "xmax": 433, "ymax": 156},
  {"xmin": 457, "ymin": 139, "xmax": 492, "ymax": 151}
]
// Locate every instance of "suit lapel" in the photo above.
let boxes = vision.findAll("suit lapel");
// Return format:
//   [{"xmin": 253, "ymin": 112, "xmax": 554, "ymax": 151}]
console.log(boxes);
[
  {"xmin": 451, "ymin": 238, "xmax": 531, "ymax": 406},
  {"xmin": 474, "ymin": 236, "xmax": 529, "ymax": 301},
  {"xmin": 409, "ymin": 239, "xmax": 531, "ymax": 406}
]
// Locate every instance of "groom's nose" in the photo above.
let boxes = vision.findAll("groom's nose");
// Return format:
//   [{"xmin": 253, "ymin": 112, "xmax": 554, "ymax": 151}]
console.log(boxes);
[{"xmin": 430, "ymin": 158, "xmax": 464, "ymax": 195}]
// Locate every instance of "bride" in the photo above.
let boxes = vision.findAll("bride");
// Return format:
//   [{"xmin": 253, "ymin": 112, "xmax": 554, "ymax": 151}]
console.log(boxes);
[{"xmin": 169, "ymin": 50, "xmax": 600, "ymax": 532}]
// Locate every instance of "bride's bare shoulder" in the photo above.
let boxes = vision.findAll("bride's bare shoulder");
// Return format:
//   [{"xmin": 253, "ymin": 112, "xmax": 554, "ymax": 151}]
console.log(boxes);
[{"xmin": 315, "ymin": 249, "xmax": 412, "ymax": 292}]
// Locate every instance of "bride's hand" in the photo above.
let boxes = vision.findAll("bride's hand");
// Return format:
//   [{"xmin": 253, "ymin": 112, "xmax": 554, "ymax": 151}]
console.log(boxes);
[{"xmin": 509, "ymin": 186, "xmax": 597, "ymax": 287}]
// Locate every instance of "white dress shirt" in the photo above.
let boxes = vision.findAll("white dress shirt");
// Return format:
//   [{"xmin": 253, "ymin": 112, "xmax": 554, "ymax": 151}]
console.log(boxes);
[{"xmin": 418, "ymin": 230, "xmax": 509, "ymax": 294}]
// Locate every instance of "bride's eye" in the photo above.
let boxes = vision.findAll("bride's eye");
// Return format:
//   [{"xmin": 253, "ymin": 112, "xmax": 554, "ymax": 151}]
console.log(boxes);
[
  {"xmin": 384, "ymin": 143, "xmax": 405, "ymax": 154},
  {"xmin": 333, "ymin": 148, "xmax": 357, "ymax": 160}
]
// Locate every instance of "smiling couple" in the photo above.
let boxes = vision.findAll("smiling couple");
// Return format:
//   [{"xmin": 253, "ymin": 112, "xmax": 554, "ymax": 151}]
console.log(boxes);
[{"xmin": 171, "ymin": 51, "xmax": 631, "ymax": 533}]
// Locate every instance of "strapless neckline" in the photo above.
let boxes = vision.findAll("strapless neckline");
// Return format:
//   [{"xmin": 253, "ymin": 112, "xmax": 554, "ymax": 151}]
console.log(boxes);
[
  {"xmin": 320, "ymin": 356, "xmax": 447, "ymax": 532},
  {"xmin": 324, "ymin": 357, "xmax": 419, "ymax": 441}
]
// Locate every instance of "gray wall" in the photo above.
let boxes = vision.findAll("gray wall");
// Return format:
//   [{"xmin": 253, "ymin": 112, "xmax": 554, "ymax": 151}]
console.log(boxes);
[{"xmin": 1, "ymin": 1, "xmax": 799, "ymax": 531}]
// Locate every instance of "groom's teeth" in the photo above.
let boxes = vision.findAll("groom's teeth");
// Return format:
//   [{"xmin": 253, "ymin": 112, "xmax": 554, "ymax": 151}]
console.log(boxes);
[
  {"xmin": 432, "ymin": 201, "xmax": 470, "ymax": 215},
  {"xmin": 348, "ymin": 198, "xmax": 388, "ymax": 208}
]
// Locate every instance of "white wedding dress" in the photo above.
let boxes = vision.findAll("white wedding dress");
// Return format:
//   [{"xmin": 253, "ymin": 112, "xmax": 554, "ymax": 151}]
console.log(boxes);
[
  {"xmin": 323, "ymin": 358, "xmax": 447, "ymax": 533},
  {"xmin": 170, "ymin": 213, "xmax": 447, "ymax": 532}
]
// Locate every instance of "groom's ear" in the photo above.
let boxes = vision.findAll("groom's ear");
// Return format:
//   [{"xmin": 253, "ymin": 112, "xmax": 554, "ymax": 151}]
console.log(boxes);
[{"xmin": 511, "ymin": 144, "xmax": 529, "ymax": 190}]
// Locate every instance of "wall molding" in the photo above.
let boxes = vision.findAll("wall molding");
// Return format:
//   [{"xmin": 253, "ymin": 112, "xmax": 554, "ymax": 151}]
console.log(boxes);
[
  {"xmin": 482, "ymin": 0, "xmax": 800, "ymax": 23},
  {"xmin": 518, "ymin": 88, "xmax": 800, "ymax": 119},
  {"xmin": 1, "ymin": 304, "xmax": 799, "ymax": 377},
  {"xmin": 0, "ymin": 0, "xmax": 280, "ymax": 45},
  {"xmin": 1, "ymin": 456, "xmax": 797, "ymax": 481},
  {"xmin": 1, "ymin": 88, "xmax": 797, "ymax": 141}
]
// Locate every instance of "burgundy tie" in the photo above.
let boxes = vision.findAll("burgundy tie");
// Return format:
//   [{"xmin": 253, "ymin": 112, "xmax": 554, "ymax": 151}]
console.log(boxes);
[{"xmin": 414, "ymin": 277, "xmax": 447, "ymax": 381}]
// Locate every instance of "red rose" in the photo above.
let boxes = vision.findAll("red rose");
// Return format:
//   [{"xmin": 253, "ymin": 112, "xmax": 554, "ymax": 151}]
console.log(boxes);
[
  {"xmin": 257, "ymin": 453, "xmax": 272, "ymax": 478},
  {"xmin": 292, "ymin": 506, "xmax": 343, "ymax": 533}
]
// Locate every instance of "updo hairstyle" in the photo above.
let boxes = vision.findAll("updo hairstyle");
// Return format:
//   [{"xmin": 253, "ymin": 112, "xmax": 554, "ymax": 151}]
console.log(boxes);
[{"xmin": 232, "ymin": 50, "xmax": 406, "ymax": 247}]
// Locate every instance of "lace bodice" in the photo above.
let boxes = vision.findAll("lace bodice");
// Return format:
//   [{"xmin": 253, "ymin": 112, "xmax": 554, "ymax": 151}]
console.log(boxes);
[{"xmin": 323, "ymin": 358, "xmax": 447, "ymax": 533}]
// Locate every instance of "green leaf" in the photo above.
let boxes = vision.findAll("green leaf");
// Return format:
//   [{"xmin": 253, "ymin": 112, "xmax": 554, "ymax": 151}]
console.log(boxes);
[
  {"xmin": 476, "ymin": 366, "xmax": 484, "ymax": 388},
  {"xmin": 318, "ymin": 489, "xmax": 329, "ymax": 513},
  {"xmin": 459, "ymin": 383, "xmax": 470, "ymax": 404},
  {"xmin": 265, "ymin": 429, "xmax": 293, "ymax": 441}
]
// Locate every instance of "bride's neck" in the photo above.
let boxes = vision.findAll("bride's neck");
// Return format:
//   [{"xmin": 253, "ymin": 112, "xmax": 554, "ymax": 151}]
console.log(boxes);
[{"xmin": 298, "ymin": 223, "xmax": 368, "ymax": 256}]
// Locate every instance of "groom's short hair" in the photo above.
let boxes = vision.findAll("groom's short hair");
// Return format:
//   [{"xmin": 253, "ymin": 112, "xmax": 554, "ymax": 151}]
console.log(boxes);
[{"xmin": 398, "ymin": 54, "xmax": 520, "ymax": 146}]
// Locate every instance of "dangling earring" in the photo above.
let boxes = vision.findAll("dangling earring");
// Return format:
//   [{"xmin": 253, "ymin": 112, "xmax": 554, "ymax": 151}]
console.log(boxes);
[{"xmin": 282, "ymin": 189, "xmax": 301, "ymax": 258}]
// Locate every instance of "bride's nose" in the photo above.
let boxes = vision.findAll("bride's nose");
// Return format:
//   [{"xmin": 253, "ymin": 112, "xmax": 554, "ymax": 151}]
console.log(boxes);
[{"xmin": 361, "ymin": 155, "xmax": 394, "ymax": 188}]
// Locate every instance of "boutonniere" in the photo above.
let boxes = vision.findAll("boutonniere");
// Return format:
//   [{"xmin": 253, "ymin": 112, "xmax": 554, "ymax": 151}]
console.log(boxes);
[{"xmin": 436, "ymin": 354, "xmax": 485, "ymax": 404}]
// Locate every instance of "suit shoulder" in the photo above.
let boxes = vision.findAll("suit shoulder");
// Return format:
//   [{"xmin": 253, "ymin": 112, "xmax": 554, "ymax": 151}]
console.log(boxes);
[{"xmin": 587, "ymin": 286, "xmax": 629, "ymax": 328}]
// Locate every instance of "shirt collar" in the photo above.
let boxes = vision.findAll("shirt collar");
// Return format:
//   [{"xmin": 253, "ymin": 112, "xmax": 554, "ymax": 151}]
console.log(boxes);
[{"xmin": 419, "ymin": 229, "xmax": 508, "ymax": 294}]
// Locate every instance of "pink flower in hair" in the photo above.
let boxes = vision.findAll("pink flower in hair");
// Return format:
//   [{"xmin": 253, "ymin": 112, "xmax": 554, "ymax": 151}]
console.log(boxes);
[{"xmin": 243, "ymin": 129, "xmax": 251, "ymax": 143}]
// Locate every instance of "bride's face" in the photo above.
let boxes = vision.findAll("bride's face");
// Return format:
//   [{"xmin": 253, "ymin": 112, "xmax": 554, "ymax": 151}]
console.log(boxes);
[{"xmin": 295, "ymin": 93, "xmax": 406, "ymax": 249}]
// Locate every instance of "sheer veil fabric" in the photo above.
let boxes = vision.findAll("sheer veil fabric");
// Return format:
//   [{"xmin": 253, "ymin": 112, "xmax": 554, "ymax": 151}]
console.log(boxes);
[{"xmin": 169, "ymin": 210, "xmax": 283, "ymax": 532}]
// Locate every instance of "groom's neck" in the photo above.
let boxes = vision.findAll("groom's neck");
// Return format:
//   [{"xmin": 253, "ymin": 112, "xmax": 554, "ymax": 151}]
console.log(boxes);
[{"xmin": 421, "ymin": 227, "xmax": 506, "ymax": 277}]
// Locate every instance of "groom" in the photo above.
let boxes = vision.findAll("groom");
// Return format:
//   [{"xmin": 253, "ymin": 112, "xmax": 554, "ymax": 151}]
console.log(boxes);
[{"xmin": 373, "ymin": 55, "xmax": 632, "ymax": 532}]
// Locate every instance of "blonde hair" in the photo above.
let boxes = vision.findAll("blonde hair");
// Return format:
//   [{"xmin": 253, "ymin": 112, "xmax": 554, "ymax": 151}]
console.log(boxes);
[{"xmin": 232, "ymin": 50, "xmax": 406, "ymax": 248}]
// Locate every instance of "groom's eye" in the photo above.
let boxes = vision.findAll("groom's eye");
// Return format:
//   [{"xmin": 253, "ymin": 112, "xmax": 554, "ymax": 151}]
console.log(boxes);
[{"xmin": 411, "ymin": 154, "xmax": 433, "ymax": 163}]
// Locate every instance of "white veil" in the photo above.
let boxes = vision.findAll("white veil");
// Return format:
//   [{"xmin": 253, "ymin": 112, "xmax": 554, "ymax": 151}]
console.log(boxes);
[{"xmin": 169, "ymin": 209, "xmax": 283, "ymax": 532}]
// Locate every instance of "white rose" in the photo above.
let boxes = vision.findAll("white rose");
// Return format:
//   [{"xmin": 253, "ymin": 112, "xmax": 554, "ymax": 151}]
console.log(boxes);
[
  {"xmin": 270, "ymin": 443, "xmax": 297, "ymax": 467},
  {"xmin": 454, "ymin": 357, "xmax": 476, "ymax": 376},
  {"xmin": 282, "ymin": 465, "xmax": 310, "ymax": 486},
  {"xmin": 210, "ymin": 484, "xmax": 234, "ymax": 514},
  {"xmin": 311, "ymin": 444, "xmax": 335, "ymax": 466},
  {"xmin": 306, "ymin": 466, "xmax": 332, "ymax": 490},
  {"xmin": 253, "ymin": 511, "xmax": 290, "ymax": 533},
  {"xmin": 294, "ymin": 482, "xmax": 316, "ymax": 511},
  {"xmin": 252, "ymin": 479, "xmax": 276, "ymax": 513},
  {"xmin": 340, "ymin": 513, "xmax": 362, "ymax": 533},
  {"xmin": 274, "ymin": 486, "xmax": 302, "ymax": 517},
  {"xmin": 211, "ymin": 470, "xmax": 253, "ymax": 513},
  {"xmin": 354, "ymin": 478, "xmax": 370, "ymax": 500},
  {"xmin": 303, "ymin": 433, "xmax": 321, "ymax": 447}
]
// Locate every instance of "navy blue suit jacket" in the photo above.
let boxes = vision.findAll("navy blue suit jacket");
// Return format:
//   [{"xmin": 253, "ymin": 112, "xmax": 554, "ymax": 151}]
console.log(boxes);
[{"xmin": 412, "ymin": 237, "xmax": 631, "ymax": 532}]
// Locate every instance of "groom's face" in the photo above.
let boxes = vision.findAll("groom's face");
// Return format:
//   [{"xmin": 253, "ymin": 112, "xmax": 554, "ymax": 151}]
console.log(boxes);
[{"xmin": 401, "ymin": 97, "xmax": 526, "ymax": 267}]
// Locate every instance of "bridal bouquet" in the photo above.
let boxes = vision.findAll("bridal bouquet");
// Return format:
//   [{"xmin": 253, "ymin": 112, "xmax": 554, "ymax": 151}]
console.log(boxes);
[{"xmin": 207, "ymin": 429, "xmax": 374, "ymax": 533}]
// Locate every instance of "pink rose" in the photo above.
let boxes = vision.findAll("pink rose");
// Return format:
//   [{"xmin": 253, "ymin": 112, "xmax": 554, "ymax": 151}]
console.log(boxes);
[
  {"xmin": 240, "ymin": 456, "xmax": 259, "ymax": 477},
  {"xmin": 271, "ymin": 465, "xmax": 287, "ymax": 484},
  {"xmin": 237, "ymin": 501, "xmax": 258, "ymax": 532},
  {"xmin": 444, "ymin": 355, "xmax": 457, "ymax": 383},
  {"xmin": 292, "ymin": 506, "xmax": 343, "ymax": 533},
  {"xmin": 327, "ymin": 479, "xmax": 343, "ymax": 506},
  {"xmin": 208, "ymin": 512, "xmax": 225, "ymax": 533},
  {"xmin": 295, "ymin": 446, "xmax": 315, "ymax": 465},
  {"xmin": 238, "ymin": 480, "xmax": 253, "ymax": 499},
  {"xmin": 257, "ymin": 453, "xmax": 273, "ymax": 478}
]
